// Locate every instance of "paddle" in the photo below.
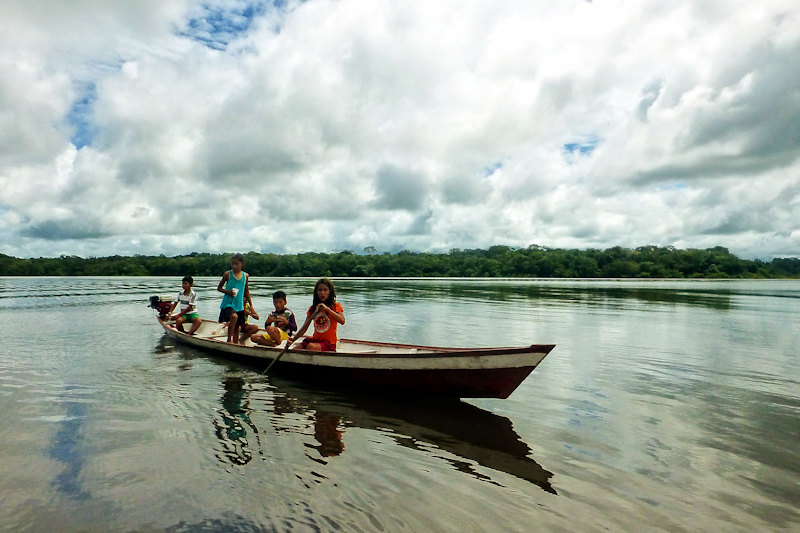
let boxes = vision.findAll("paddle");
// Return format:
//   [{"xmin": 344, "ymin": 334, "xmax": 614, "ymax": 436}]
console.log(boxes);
[
  {"xmin": 260, "ymin": 309, "xmax": 319, "ymax": 375},
  {"xmin": 260, "ymin": 337, "xmax": 295, "ymax": 375}
]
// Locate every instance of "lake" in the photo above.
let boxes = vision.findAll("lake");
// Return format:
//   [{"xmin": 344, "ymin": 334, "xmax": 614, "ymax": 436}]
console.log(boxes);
[{"xmin": 1, "ymin": 277, "xmax": 798, "ymax": 531}]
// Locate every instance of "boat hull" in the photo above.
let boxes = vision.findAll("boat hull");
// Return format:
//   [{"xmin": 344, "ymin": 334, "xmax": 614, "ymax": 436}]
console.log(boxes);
[{"xmin": 157, "ymin": 318, "xmax": 554, "ymax": 398}]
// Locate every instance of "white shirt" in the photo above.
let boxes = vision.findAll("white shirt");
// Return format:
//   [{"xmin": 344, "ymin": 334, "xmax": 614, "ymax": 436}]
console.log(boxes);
[{"xmin": 175, "ymin": 289, "xmax": 198, "ymax": 314}]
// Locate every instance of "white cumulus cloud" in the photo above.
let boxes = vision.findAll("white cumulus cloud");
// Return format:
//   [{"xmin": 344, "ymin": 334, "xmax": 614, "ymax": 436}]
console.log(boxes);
[{"xmin": 1, "ymin": 0, "xmax": 799, "ymax": 259}]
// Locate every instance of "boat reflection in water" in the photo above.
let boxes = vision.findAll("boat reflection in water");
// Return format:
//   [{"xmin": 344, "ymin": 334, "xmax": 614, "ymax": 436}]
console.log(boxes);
[
  {"xmin": 210, "ymin": 366, "xmax": 556, "ymax": 494},
  {"xmin": 159, "ymin": 336, "xmax": 556, "ymax": 494}
]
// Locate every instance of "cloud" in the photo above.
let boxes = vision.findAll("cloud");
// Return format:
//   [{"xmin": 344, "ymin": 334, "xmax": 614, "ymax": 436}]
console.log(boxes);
[
  {"xmin": 636, "ymin": 78, "xmax": 664, "ymax": 122},
  {"xmin": 0, "ymin": 0, "xmax": 799, "ymax": 261},
  {"xmin": 372, "ymin": 165, "xmax": 427, "ymax": 210},
  {"xmin": 0, "ymin": 54, "xmax": 74, "ymax": 167}
]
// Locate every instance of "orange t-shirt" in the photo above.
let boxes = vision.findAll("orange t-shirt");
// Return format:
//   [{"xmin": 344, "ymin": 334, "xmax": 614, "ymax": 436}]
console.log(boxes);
[{"xmin": 309, "ymin": 302, "xmax": 343, "ymax": 345}]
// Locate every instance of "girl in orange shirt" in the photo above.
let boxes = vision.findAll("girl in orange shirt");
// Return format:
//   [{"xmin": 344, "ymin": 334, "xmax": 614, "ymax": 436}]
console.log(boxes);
[{"xmin": 292, "ymin": 278, "xmax": 345, "ymax": 351}]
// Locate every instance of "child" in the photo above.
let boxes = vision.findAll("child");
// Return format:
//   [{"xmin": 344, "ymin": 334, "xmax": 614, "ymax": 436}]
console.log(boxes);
[
  {"xmin": 217, "ymin": 253, "xmax": 255, "ymax": 344},
  {"xmin": 239, "ymin": 301, "xmax": 261, "ymax": 343},
  {"xmin": 252, "ymin": 290, "xmax": 298, "ymax": 346},
  {"xmin": 168, "ymin": 275, "xmax": 202, "ymax": 335},
  {"xmin": 291, "ymin": 278, "xmax": 345, "ymax": 352}
]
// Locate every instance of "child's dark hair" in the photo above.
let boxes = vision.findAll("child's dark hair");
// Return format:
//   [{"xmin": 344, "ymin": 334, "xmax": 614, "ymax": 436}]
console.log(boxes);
[
  {"xmin": 231, "ymin": 253, "xmax": 245, "ymax": 265},
  {"xmin": 182, "ymin": 275, "xmax": 194, "ymax": 285},
  {"xmin": 311, "ymin": 278, "xmax": 336, "ymax": 310},
  {"xmin": 273, "ymin": 290, "xmax": 287, "ymax": 300}
]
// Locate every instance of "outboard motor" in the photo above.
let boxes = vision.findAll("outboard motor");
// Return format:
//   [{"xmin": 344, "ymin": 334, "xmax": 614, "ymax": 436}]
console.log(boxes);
[{"xmin": 148, "ymin": 295, "xmax": 173, "ymax": 320}]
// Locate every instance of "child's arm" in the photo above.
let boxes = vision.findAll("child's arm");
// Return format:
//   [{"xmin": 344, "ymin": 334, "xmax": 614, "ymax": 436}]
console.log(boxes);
[
  {"xmin": 292, "ymin": 316, "xmax": 312, "ymax": 340},
  {"xmin": 244, "ymin": 273, "xmax": 255, "ymax": 312},
  {"xmin": 317, "ymin": 303, "xmax": 345, "ymax": 325},
  {"xmin": 287, "ymin": 312, "xmax": 298, "ymax": 333},
  {"xmin": 188, "ymin": 293, "xmax": 197, "ymax": 315},
  {"xmin": 273, "ymin": 313, "xmax": 293, "ymax": 331},
  {"xmin": 217, "ymin": 271, "xmax": 232, "ymax": 295},
  {"xmin": 290, "ymin": 311, "xmax": 319, "ymax": 342}
]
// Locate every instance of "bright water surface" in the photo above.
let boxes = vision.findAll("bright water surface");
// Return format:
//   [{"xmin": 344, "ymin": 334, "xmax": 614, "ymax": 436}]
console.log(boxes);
[{"xmin": 0, "ymin": 277, "xmax": 798, "ymax": 532}]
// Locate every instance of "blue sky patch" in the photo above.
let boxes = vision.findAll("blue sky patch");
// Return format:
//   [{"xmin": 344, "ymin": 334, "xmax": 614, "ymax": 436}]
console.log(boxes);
[
  {"xmin": 563, "ymin": 139, "xmax": 600, "ymax": 156},
  {"xmin": 181, "ymin": 1, "xmax": 292, "ymax": 50},
  {"xmin": 67, "ymin": 82, "xmax": 98, "ymax": 150},
  {"xmin": 563, "ymin": 137, "xmax": 602, "ymax": 164},
  {"xmin": 658, "ymin": 182, "xmax": 689, "ymax": 190},
  {"xmin": 482, "ymin": 161, "xmax": 503, "ymax": 176}
]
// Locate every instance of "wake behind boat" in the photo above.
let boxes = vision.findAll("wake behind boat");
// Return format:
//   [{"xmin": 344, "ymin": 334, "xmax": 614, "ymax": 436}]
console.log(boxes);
[{"xmin": 154, "ymin": 307, "xmax": 554, "ymax": 399}]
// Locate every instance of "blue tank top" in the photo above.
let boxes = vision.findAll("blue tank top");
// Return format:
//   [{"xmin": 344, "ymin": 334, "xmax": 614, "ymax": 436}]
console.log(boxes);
[{"xmin": 219, "ymin": 270, "xmax": 246, "ymax": 311}]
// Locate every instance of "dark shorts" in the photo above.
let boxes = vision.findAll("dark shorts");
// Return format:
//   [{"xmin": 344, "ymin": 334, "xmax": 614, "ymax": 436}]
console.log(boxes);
[
  {"xmin": 218, "ymin": 307, "xmax": 246, "ymax": 328},
  {"xmin": 299, "ymin": 338, "xmax": 337, "ymax": 352}
]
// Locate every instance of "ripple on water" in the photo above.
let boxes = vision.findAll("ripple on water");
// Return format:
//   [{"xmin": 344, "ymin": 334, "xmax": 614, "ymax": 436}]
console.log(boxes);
[{"xmin": 2, "ymin": 277, "xmax": 800, "ymax": 531}]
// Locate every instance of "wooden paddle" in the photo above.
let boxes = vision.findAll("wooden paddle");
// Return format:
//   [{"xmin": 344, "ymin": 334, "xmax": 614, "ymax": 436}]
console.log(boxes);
[{"xmin": 260, "ymin": 337, "xmax": 295, "ymax": 375}]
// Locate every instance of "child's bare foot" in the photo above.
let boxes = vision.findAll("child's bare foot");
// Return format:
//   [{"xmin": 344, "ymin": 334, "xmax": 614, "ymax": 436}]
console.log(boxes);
[{"xmin": 254, "ymin": 337, "xmax": 277, "ymax": 347}]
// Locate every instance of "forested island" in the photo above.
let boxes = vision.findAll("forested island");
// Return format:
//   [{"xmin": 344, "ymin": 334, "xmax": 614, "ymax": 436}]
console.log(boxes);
[{"xmin": 2, "ymin": 245, "xmax": 799, "ymax": 278}]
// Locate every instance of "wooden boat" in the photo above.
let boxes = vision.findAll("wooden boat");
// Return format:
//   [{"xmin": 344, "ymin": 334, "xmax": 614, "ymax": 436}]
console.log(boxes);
[{"xmin": 156, "ymin": 317, "xmax": 554, "ymax": 399}]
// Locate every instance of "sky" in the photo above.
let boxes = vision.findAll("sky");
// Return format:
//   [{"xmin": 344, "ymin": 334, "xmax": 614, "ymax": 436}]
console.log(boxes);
[{"xmin": 1, "ymin": 0, "xmax": 799, "ymax": 260}]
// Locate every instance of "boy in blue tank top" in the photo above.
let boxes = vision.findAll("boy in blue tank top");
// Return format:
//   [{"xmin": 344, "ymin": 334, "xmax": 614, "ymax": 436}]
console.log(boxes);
[{"xmin": 216, "ymin": 253, "xmax": 255, "ymax": 344}]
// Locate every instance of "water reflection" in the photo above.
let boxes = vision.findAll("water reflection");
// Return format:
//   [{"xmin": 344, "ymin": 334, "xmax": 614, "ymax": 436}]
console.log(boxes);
[
  {"xmin": 160, "ymin": 337, "xmax": 557, "ymax": 493},
  {"xmin": 340, "ymin": 279, "xmax": 739, "ymax": 311},
  {"xmin": 265, "ymin": 374, "xmax": 556, "ymax": 494},
  {"xmin": 213, "ymin": 377, "xmax": 259, "ymax": 466},
  {"xmin": 153, "ymin": 336, "xmax": 173, "ymax": 355},
  {"xmin": 309, "ymin": 411, "xmax": 345, "ymax": 458},
  {"xmin": 626, "ymin": 366, "xmax": 800, "ymax": 512},
  {"xmin": 48, "ymin": 386, "xmax": 90, "ymax": 500},
  {"xmin": 186, "ymin": 276, "xmax": 750, "ymax": 312},
  {"xmin": 272, "ymin": 394, "xmax": 345, "ymax": 459}
]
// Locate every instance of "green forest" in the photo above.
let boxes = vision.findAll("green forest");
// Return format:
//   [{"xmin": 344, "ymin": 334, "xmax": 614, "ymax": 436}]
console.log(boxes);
[{"xmin": 2, "ymin": 245, "xmax": 799, "ymax": 278}]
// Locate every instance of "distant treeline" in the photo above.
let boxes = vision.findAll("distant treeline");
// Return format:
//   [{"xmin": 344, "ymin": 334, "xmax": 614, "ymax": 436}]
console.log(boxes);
[{"xmin": 2, "ymin": 245, "xmax": 800, "ymax": 278}]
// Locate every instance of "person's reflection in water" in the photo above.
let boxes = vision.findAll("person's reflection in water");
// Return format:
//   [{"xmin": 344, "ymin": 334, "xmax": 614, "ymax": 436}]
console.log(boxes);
[
  {"xmin": 305, "ymin": 410, "xmax": 345, "ymax": 458},
  {"xmin": 267, "ymin": 378, "xmax": 555, "ymax": 493},
  {"xmin": 213, "ymin": 376, "xmax": 258, "ymax": 465}
]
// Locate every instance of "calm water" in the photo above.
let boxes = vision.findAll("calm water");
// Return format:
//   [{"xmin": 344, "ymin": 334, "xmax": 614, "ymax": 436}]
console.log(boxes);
[{"xmin": 1, "ymin": 277, "xmax": 798, "ymax": 532}]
